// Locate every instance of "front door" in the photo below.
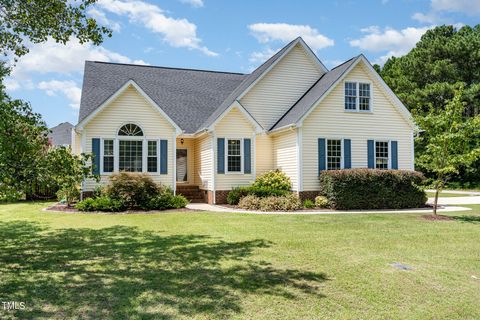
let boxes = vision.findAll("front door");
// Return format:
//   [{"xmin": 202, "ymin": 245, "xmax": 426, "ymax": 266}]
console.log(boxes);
[{"xmin": 176, "ymin": 149, "xmax": 188, "ymax": 182}]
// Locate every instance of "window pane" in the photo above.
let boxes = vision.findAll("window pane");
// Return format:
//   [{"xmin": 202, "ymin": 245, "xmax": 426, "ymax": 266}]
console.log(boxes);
[
  {"xmin": 103, "ymin": 139, "xmax": 114, "ymax": 172},
  {"xmin": 147, "ymin": 141, "xmax": 157, "ymax": 172},
  {"xmin": 327, "ymin": 139, "xmax": 342, "ymax": 170},
  {"xmin": 345, "ymin": 82, "xmax": 357, "ymax": 110},
  {"xmin": 375, "ymin": 141, "xmax": 389, "ymax": 170},
  {"xmin": 119, "ymin": 140, "xmax": 143, "ymax": 172},
  {"xmin": 359, "ymin": 83, "xmax": 370, "ymax": 110},
  {"xmin": 227, "ymin": 139, "xmax": 241, "ymax": 172},
  {"xmin": 118, "ymin": 123, "xmax": 143, "ymax": 136}
]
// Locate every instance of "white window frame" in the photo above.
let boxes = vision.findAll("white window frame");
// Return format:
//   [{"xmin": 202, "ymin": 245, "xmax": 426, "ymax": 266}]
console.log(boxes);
[
  {"xmin": 325, "ymin": 138, "xmax": 345, "ymax": 170},
  {"xmin": 374, "ymin": 140, "xmax": 391, "ymax": 170},
  {"xmin": 344, "ymin": 80, "xmax": 373, "ymax": 112},
  {"xmin": 99, "ymin": 123, "xmax": 163, "ymax": 175},
  {"xmin": 225, "ymin": 138, "xmax": 244, "ymax": 174},
  {"xmin": 147, "ymin": 139, "xmax": 159, "ymax": 173}
]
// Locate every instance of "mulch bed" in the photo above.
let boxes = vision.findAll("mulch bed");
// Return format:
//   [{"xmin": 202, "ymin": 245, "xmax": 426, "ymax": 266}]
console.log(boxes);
[
  {"xmin": 421, "ymin": 214, "xmax": 454, "ymax": 221},
  {"xmin": 45, "ymin": 203, "xmax": 199, "ymax": 214}
]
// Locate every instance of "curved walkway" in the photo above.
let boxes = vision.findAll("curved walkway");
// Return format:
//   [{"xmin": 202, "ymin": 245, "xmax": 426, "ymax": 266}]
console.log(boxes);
[
  {"xmin": 426, "ymin": 190, "xmax": 480, "ymax": 205},
  {"xmin": 187, "ymin": 203, "xmax": 471, "ymax": 215}
]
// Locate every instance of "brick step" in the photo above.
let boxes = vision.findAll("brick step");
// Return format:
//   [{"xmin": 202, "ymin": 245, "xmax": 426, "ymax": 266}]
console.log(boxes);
[{"xmin": 176, "ymin": 185, "xmax": 205, "ymax": 202}]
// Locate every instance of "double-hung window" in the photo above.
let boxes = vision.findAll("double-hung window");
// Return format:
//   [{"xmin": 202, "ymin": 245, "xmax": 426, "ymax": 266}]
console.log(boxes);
[
  {"xmin": 103, "ymin": 139, "xmax": 114, "ymax": 173},
  {"xmin": 375, "ymin": 141, "xmax": 389, "ymax": 169},
  {"xmin": 327, "ymin": 139, "xmax": 342, "ymax": 170},
  {"xmin": 227, "ymin": 139, "xmax": 242, "ymax": 173},
  {"xmin": 119, "ymin": 140, "xmax": 143, "ymax": 172},
  {"xmin": 345, "ymin": 81, "xmax": 371, "ymax": 111},
  {"xmin": 147, "ymin": 140, "xmax": 158, "ymax": 173}
]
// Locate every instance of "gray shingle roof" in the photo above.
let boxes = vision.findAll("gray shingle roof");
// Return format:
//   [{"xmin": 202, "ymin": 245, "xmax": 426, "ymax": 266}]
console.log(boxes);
[
  {"xmin": 271, "ymin": 55, "xmax": 360, "ymax": 131},
  {"xmin": 48, "ymin": 122, "xmax": 73, "ymax": 146},
  {"xmin": 78, "ymin": 62, "xmax": 247, "ymax": 133}
]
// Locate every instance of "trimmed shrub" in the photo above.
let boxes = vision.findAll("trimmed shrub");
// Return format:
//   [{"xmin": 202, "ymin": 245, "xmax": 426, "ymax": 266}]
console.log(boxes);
[
  {"xmin": 319, "ymin": 169, "xmax": 427, "ymax": 210},
  {"xmin": 303, "ymin": 199, "xmax": 315, "ymax": 209},
  {"xmin": 227, "ymin": 186, "xmax": 290, "ymax": 205},
  {"xmin": 76, "ymin": 196, "xmax": 125, "ymax": 212},
  {"xmin": 259, "ymin": 194, "xmax": 302, "ymax": 211},
  {"xmin": 148, "ymin": 188, "xmax": 189, "ymax": 210},
  {"xmin": 253, "ymin": 170, "xmax": 291, "ymax": 191},
  {"xmin": 105, "ymin": 172, "xmax": 160, "ymax": 209},
  {"xmin": 314, "ymin": 196, "xmax": 329, "ymax": 208},
  {"xmin": 238, "ymin": 195, "xmax": 262, "ymax": 210}
]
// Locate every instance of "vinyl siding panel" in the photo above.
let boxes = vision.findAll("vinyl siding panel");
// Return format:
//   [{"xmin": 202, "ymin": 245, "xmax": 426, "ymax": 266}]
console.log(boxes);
[
  {"xmin": 215, "ymin": 107, "xmax": 255, "ymax": 190},
  {"xmin": 72, "ymin": 130, "xmax": 82, "ymax": 155},
  {"xmin": 83, "ymin": 85, "xmax": 176, "ymax": 190},
  {"xmin": 255, "ymin": 134, "xmax": 273, "ymax": 177},
  {"xmin": 301, "ymin": 63, "xmax": 414, "ymax": 191},
  {"xmin": 194, "ymin": 134, "xmax": 213, "ymax": 190},
  {"xmin": 240, "ymin": 44, "xmax": 322, "ymax": 130},
  {"xmin": 273, "ymin": 130, "xmax": 298, "ymax": 191}
]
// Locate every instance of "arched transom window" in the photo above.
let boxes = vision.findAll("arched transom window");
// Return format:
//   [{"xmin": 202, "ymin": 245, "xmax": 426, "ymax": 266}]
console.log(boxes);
[{"xmin": 118, "ymin": 123, "xmax": 143, "ymax": 136}]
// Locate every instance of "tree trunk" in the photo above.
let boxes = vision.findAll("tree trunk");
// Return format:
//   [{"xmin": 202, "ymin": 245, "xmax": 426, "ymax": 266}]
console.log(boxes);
[{"xmin": 433, "ymin": 188, "xmax": 439, "ymax": 215}]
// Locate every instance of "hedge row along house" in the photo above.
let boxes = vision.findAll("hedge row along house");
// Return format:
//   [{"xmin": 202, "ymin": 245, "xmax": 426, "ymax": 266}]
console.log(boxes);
[{"xmin": 73, "ymin": 37, "xmax": 415, "ymax": 204}]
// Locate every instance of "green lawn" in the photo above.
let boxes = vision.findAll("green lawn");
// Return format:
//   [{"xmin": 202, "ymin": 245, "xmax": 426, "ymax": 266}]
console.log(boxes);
[
  {"xmin": 1, "ymin": 202, "xmax": 480, "ymax": 319},
  {"xmin": 426, "ymin": 191, "xmax": 475, "ymax": 198}
]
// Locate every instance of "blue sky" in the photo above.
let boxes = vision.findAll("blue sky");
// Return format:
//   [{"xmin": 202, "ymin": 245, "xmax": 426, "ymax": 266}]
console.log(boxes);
[{"xmin": 5, "ymin": 0, "xmax": 479, "ymax": 127}]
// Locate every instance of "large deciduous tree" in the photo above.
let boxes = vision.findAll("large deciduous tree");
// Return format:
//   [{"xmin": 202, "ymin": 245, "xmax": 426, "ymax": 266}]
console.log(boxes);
[
  {"xmin": 0, "ymin": 0, "xmax": 110, "ymax": 199},
  {"xmin": 377, "ymin": 25, "xmax": 480, "ymax": 185}
]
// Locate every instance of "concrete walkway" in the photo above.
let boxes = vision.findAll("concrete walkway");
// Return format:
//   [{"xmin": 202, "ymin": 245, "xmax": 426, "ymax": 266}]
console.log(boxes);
[
  {"xmin": 425, "ymin": 189, "xmax": 480, "ymax": 196},
  {"xmin": 187, "ymin": 203, "xmax": 471, "ymax": 215},
  {"xmin": 426, "ymin": 190, "xmax": 480, "ymax": 205}
]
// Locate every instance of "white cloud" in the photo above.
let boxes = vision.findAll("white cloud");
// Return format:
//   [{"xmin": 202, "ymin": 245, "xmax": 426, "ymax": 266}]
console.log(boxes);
[
  {"xmin": 431, "ymin": 0, "xmax": 480, "ymax": 15},
  {"xmin": 88, "ymin": 8, "xmax": 122, "ymax": 32},
  {"xmin": 38, "ymin": 80, "xmax": 82, "ymax": 110},
  {"xmin": 350, "ymin": 26, "xmax": 432, "ymax": 64},
  {"xmin": 179, "ymin": 0, "xmax": 204, "ymax": 8},
  {"xmin": 412, "ymin": 0, "xmax": 479, "ymax": 24},
  {"xmin": 10, "ymin": 38, "xmax": 146, "ymax": 80},
  {"xmin": 249, "ymin": 47, "xmax": 279, "ymax": 64},
  {"xmin": 248, "ymin": 23, "xmax": 334, "ymax": 51},
  {"xmin": 97, "ymin": 0, "xmax": 217, "ymax": 56},
  {"xmin": 4, "ymin": 78, "xmax": 20, "ymax": 91}
]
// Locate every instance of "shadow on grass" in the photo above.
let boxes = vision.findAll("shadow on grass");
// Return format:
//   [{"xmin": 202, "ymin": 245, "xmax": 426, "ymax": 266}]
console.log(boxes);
[
  {"xmin": 0, "ymin": 221, "xmax": 327, "ymax": 319},
  {"xmin": 452, "ymin": 215, "xmax": 480, "ymax": 224}
]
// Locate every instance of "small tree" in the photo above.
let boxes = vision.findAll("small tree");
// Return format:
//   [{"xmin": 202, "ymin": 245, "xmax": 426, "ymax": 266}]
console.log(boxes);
[
  {"xmin": 45, "ymin": 147, "xmax": 98, "ymax": 206},
  {"xmin": 415, "ymin": 85, "xmax": 480, "ymax": 214}
]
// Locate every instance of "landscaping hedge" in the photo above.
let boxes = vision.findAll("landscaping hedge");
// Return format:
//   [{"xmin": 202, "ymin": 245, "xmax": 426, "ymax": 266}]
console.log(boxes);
[
  {"xmin": 319, "ymin": 169, "xmax": 427, "ymax": 210},
  {"xmin": 227, "ymin": 186, "xmax": 290, "ymax": 205}
]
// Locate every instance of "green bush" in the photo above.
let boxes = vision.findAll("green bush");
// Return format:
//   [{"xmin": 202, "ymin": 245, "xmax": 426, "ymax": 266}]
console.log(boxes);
[
  {"xmin": 238, "ymin": 195, "xmax": 261, "ymax": 210},
  {"xmin": 76, "ymin": 196, "xmax": 125, "ymax": 212},
  {"xmin": 227, "ymin": 186, "xmax": 290, "ymax": 205},
  {"xmin": 106, "ymin": 172, "xmax": 160, "ymax": 209},
  {"xmin": 314, "ymin": 196, "xmax": 329, "ymax": 208},
  {"xmin": 319, "ymin": 169, "xmax": 427, "ymax": 210},
  {"xmin": 303, "ymin": 199, "xmax": 315, "ymax": 209},
  {"xmin": 253, "ymin": 170, "xmax": 291, "ymax": 191},
  {"xmin": 148, "ymin": 188, "xmax": 189, "ymax": 210}
]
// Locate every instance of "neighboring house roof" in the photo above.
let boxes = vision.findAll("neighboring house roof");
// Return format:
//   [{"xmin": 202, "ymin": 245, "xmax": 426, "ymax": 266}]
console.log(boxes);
[
  {"xmin": 78, "ymin": 62, "xmax": 247, "ymax": 133},
  {"xmin": 48, "ymin": 122, "xmax": 73, "ymax": 146},
  {"xmin": 271, "ymin": 56, "xmax": 359, "ymax": 131}
]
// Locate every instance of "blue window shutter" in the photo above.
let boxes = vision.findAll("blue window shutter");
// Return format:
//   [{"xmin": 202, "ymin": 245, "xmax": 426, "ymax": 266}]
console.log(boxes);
[
  {"xmin": 318, "ymin": 138, "xmax": 326, "ymax": 173},
  {"xmin": 160, "ymin": 139, "xmax": 168, "ymax": 174},
  {"xmin": 244, "ymin": 138, "xmax": 251, "ymax": 174},
  {"xmin": 367, "ymin": 140, "xmax": 375, "ymax": 169},
  {"xmin": 391, "ymin": 141, "xmax": 398, "ymax": 169},
  {"xmin": 92, "ymin": 138, "xmax": 100, "ymax": 175},
  {"xmin": 217, "ymin": 138, "xmax": 225, "ymax": 174},
  {"xmin": 344, "ymin": 139, "xmax": 351, "ymax": 169}
]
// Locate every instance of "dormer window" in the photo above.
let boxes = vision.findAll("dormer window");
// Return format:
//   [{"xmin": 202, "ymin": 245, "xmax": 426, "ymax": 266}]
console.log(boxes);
[{"xmin": 345, "ymin": 81, "xmax": 371, "ymax": 111}]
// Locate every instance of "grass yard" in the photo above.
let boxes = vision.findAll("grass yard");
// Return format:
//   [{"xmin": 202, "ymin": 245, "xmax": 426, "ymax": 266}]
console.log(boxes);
[
  {"xmin": 426, "ymin": 191, "xmax": 476, "ymax": 198},
  {"xmin": 0, "ymin": 202, "xmax": 479, "ymax": 320}
]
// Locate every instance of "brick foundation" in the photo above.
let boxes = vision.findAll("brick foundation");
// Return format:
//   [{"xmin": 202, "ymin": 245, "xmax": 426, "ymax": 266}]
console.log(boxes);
[
  {"xmin": 214, "ymin": 190, "xmax": 230, "ymax": 204},
  {"xmin": 298, "ymin": 191, "xmax": 321, "ymax": 201}
]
